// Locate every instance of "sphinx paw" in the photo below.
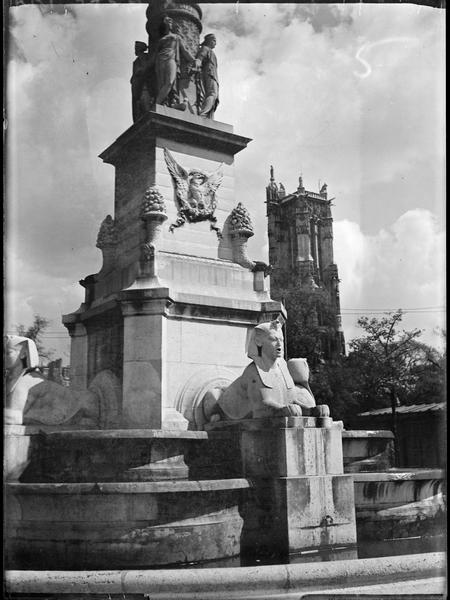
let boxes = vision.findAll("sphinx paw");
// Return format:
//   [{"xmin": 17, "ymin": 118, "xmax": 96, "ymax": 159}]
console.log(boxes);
[{"xmin": 312, "ymin": 404, "xmax": 330, "ymax": 418}]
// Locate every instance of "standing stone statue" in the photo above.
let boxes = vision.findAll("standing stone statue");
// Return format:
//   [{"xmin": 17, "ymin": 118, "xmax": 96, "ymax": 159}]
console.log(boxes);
[
  {"xmin": 130, "ymin": 41, "xmax": 152, "ymax": 122},
  {"xmin": 154, "ymin": 16, "xmax": 196, "ymax": 108},
  {"xmin": 195, "ymin": 33, "xmax": 219, "ymax": 119}
]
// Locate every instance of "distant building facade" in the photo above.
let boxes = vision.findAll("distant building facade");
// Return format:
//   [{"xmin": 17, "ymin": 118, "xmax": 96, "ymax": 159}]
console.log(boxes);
[{"xmin": 266, "ymin": 167, "xmax": 345, "ymax": 360}]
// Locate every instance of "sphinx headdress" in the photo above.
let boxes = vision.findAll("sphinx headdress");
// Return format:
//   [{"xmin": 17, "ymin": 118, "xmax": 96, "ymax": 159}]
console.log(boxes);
[
  {"xmin": 246, "ymin": 320, "xmax": 283, "ymax": 361},
  {"xmin": 5, "ymin": 335, "xmax": 40, "ymax": 370}
]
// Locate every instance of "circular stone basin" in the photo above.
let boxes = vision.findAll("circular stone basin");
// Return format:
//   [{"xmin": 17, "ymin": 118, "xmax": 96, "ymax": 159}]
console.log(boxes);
[
  {"xmin": 5, "ymin": 552, "xmax": 446, "ymax": 598},
  {"xmin": 5, "ymin": 479, "xmax": 250, "ymax": 570}
]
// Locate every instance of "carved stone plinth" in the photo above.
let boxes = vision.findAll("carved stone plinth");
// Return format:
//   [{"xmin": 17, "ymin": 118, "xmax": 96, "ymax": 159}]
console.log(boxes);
[
  {"xmin": 98, "ymin": 106, "xmax": 251, "ymax": 273},
  {"xmin": 240, "ymin": 424, "xmax": 344, "ymax": 478},
  {"xmin": 206, "ymin": 418, "xmax": 357, "ymax": 558},
  {"xmin": 240, "ymin": 475, "xmax": 356, "ymax": 558}
]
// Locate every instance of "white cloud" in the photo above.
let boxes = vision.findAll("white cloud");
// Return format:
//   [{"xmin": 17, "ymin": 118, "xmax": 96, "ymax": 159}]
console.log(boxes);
[
  {"xmin": 335, "ymin": 210, "xmax": 445, "ymax": 348},
  {"xmin": 5, "ymin": 250, "xmax": 85, "ymax": 361},
  {"xmin": 5, "ymin": 4, "xmax": 445, "ymax": 360}
]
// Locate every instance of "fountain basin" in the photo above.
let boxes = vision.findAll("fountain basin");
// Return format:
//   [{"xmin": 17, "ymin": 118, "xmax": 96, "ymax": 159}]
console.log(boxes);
[
  {"xmin": 353, "ymin": 469, "xmax": 445, "ymax": 540},
  {"xmin": 4, "ymin": 552, "xmax": 446, "ymax": 598},
  {"xmin": 5, "ymin": 479, "xmax": 249, "ymax": 569}
]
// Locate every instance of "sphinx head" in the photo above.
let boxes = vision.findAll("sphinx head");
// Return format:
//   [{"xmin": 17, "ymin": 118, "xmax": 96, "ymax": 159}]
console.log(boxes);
[
  {"xmin": 247, "ymin": 320, "xmax": 284, "ymax": 365},
  {"xmin": 5, "ymin": 335, "xmax": 40, "ymax": 373}
]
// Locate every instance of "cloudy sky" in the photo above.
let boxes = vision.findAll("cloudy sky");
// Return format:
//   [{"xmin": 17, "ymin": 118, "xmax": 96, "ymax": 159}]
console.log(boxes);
[{"xmin": 6, "ymin": 2, "xmax": 445, "ymax": 361}]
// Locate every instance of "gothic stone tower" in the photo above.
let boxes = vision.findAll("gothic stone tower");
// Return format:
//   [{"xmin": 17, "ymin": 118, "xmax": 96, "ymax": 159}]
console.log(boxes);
[{"xmin": 266, "ymin": 167, "xmax": 345, "ymax": 361}]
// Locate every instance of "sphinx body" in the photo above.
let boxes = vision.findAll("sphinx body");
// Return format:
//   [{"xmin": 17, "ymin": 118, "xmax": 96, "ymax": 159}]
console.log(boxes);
[
  {"xmin": 203, "ymin": 321, "xmax": 323, "ymax": 424},
  {"xmin": 5, "ymin": 336, "xmax": 120, "ymax": 428}
]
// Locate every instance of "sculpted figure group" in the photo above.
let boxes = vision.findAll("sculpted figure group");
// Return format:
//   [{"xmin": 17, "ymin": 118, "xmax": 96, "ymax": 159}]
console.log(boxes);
[{"xmin": 131, "ymin": 17, "xmax": 219, "ymax": 121}]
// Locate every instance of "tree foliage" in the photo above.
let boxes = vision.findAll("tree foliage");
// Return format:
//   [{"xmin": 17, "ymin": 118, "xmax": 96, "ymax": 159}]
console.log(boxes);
[
  {"xmin": 279, "ymin": 283, "xmax": 339, "ymax": 368},
  {"xmin": 309, "ymin": 360, "xmax": 361, "ymax": 421},
  {"xmin": 346, "ymin": 310, "xmax": 423, "ymax": 412},
  {"xmin": 402, "ymin": 336, "xmax": 446, "ymax": 406},
  {"xmin": 16, "ymin": 314, "xmax": 54, "ymax": 361},
  {"xmin": 282, "ymin": 298, "xmax": 445, "ymax": 423}
]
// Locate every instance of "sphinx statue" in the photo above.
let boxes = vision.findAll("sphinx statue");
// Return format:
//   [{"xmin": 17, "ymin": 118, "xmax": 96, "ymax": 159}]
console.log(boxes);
[
  {"xmin": 4, "ymin": 335, "xmax": 120, "ymax": 428},
  {"xmin": 202, "ymin": 321, "xmax": 329, "ymax": 424}
]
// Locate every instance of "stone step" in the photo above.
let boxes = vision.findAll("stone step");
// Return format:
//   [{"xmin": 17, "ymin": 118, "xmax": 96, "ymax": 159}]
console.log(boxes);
[{"xmin": 5, "ymin": 427, "xmax": 208, "ymax": 483}]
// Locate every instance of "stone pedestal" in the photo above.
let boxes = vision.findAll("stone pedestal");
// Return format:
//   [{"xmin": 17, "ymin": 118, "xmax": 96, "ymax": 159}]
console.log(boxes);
[
  {"xmin": 206, "ymin": 418, "xmax": 357, "ymax": 558},
  {"xmin": 239, "ymin": 420, "xmax": 344, "ymax": 477},
  {"xmin": 240, "ymin": 474, "xmax": 356, "ymax": 557},
  {"xmin": 63, "ymin": 107, "xmax": 282, "ymax": 430},
  {"xmin": 98, "ymin": 105, "xmax": 251, "ymax": 271}
]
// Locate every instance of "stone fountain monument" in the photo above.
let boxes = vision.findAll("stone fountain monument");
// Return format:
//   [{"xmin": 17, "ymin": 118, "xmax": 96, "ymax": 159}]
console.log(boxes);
[
  {"xmin": 63, "ymin": 0, "xmax": 276, "ymax": 431},
  {"xmin": 5, "ymin": 0, "xmax": 358, "ymax": 570}
]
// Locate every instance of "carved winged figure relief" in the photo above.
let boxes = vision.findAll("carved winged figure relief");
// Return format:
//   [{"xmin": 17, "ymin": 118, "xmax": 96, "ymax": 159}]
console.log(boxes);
[{"xmin": 164, "ymin": 148, "xmax": 224, "ymax": 237}]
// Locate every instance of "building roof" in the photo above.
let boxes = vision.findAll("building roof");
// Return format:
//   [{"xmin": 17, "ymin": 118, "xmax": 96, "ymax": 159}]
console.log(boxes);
[{"xmin": 357, "ymin": 402, "xmax": 445, "ymax": 417}]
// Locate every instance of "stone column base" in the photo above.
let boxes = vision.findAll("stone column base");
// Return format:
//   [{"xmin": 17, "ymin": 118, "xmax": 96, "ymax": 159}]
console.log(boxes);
[{"xmin": 241, "ymin": 474, "xmax": 356, "ymax": 557}]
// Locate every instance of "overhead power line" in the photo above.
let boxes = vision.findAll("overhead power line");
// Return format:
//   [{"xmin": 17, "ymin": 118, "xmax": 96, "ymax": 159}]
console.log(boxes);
[
  {"xmin": 340, "ymin": 306, "xmax": 444, "ymax": 311},
  {"xmin": 340, "ymin": 305, "xmax": 444, "ymax": 310},
  {"xmin": 340, "ymin": 308, "xmax": 445, "ymax": 315}
]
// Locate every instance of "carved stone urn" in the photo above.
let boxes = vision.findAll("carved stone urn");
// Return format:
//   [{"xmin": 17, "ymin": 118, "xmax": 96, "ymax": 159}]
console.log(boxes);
[
  {"xmin": 141, "ymin": 186, "xmax": 168, "ymax": 247},
  {"xmin": 229, "ymin": 202, "xmax": 255, "ymax": 270},
  {"xmin": 139, "ymin": 186, "xmax": 168, "ymax": 277},
  {"xmin": 96, "ymin": 215, "xmax": 118, "ymax": 275}
]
